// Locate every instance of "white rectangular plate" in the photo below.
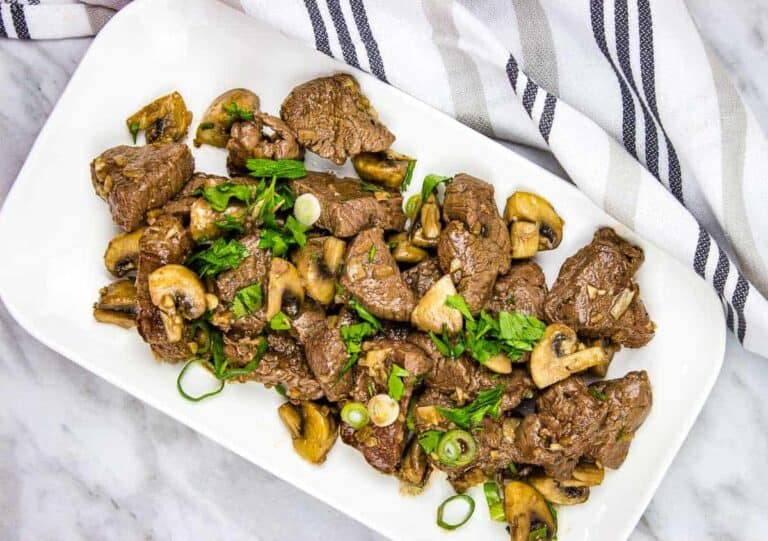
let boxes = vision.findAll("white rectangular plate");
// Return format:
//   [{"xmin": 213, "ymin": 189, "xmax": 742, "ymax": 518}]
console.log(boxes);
[{"xmin": 0, "ymin": 0, "xmax": 725, "ymax": 539}]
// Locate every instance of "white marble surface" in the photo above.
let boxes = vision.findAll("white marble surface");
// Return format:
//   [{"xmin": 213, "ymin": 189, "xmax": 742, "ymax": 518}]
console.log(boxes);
[{"xmin": 1, "ymin": 2, "xmax": 768, "ymax": 539}]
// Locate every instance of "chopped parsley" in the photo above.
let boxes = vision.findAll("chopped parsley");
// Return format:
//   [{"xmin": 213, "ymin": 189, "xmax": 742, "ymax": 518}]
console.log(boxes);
[
  {"xmin": 231, "ymin": 283, "xmax": 263, "ymax": 319},
  {"xmin": 223, "ymin": 101, "xmax": 254, "ymax": 121},
  {"xmin": 258, "ymin": 215, "xmax": 308, "ymax": 257},
  {"xmin": 203, "ymin": 182, "xmax": 254, "ymax": 212},
  {"xmin": 589, "ymin": 388, "xmax": 607, "ymax": 401},
  {"xmin": 387, "ymin": 364, "xmax": 409, "ymax": 401},
  {"xmin": 187, "ymin": 238, "xmax": 249, "ymax": 278},
  {"xmin": 337, "ymin": 322, "xmax": 378, "ymax": 379},
  {"xmin": 349, "ymin": 298, "xmax": 382, "ymax": 331},
  {"xmin": 528, "ymin": 526, "xmax": 549, "ymax": 540},
  {"xmin": 199, "ymin": 122, "xmax": 215, "ymax": 130},
  {"xmin": 215, "ymin": 214, "xmax": 245, "ymax": 233},
  {"xmin": 429, "ymin": 325, "xmax": 466, "ymax": 358},
  {"xmin": 400, "ymin": 159, "xmax": 416, "ymax": 192},
  {"xmin": 269, "ymin": 311, "xmax": 292, "ymax": 331},
  {"xmin": 368, "ymin": 244, "xmax": 376, "ymax": 262},
  {"xmin": 246, "ymin": 158, "xmax": 306, "ymax": 179},
  {"xmin": 437, "ymin": 385, "xmax": 504, "ymax": 429},
  {"xmin": 417, "ymin": 430, "xmax": 443, "ymax": 454},
  {"xmin": 129, "ymin": 120, "xmax": 140, "ymax": 144}
]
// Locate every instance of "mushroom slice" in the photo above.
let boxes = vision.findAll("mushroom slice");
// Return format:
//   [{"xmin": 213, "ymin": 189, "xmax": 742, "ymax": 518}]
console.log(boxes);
[
  {"xmin": 148, "ymin": 264, "xmax": 207, "ymax": 342},
  {"xmin": 528, "ymin": 476, "xmax": 590, "ymax": 506},
  {"xmin": 352, "ymin": 150, "xmax": 414, "ymax": 190},
  {"xmin": 388, "ymin": 232, "xmax": 428, "ymax": 264},
  {"xmin": 95, "ymin": 279, "xmax": 137, "ymax": 313},
  {"xmin": 419, "ymin": 193, "xmax": 441, "ymax": 240},
  {"xmin": 562, "ymin": 462, "xmax": 605, "ymax": 487},
  {"xmin": 504, "ymin": 191, "xmax": 564, "ymax": 250},
  {"xmin": 530, "ymin": 323, "xmax": 608, "ymax": 388},
  {"xmin": 504, "ymin": 481, "xmax": 557, "ymax": 541},
  {"xmin": 411, "ymin": 227, "xmax": 438, "ymax": 248},
  {"xmin": 126, "ymin": 91, "xmax": 193, "ymax": 144},
  {"xmin": 414, "ymin": 405, "xmax": 444, "ymax": 428},
  {"xmin": 193, "ymin": 88, "xmax": 261, "ymax": 148},
  {"xmin": 93, "ymin": 309, "xmax": 135, "ymax": 329},
  {"xmin": 587, "ymin": 338, "xmax": 620, "ymax": 378},
  {"xmin": 510, "ymin": 221, "xmax": 540, "ymax": 259},
  {"xmin": 189, "ymin": 198, "xmax": 246, "ymax": 242},
  {"xmin": 483, "ymin": 353, "xmax": 513, "ymax": 374},
  {"xmin": 398, "ymin": 437, "xmax": 432, "ymax": 491},
  {"xmin": 277, "ymin": 402, "xmax": 338, "ymax": 464},
  {"xmin": 410, "ymin": 275, "xmax": 463, "ymax": 334},
  {"xmin": 322, "ymin": 237, "xmax": 347, "ymax": 274},
  {"xmin": 294, "ymin": 238, "xmax": 335, "ymax": 305},
  {"xmin": 266, "ymin": 258, "xmax": 305, "ymax": 320},
  {"xmin": 103, "ymin": 227, "xmax": 146, "ymax": 277}
]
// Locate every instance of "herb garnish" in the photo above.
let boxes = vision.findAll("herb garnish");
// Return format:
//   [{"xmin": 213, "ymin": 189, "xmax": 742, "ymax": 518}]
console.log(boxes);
[
  {"xmin": 388, "ymin": 364, "xmax": 409, "ymax": 401},
  {"xmin": 400, "ymin": 159, "xmax": 416, "ymax": 192},
  {"xmin": 349, "ymin": 298, "xmax": 383, "ymax": 331},
  {"xmin": 187, "ymin": 238, "xmax": 249, "ymax": 278},
  {"xmin": 437, "ymin": 385, "xmax": 504, "ymax": 429},
  {"xmin": 129, "ymin": 120, "xmax": 140, "ymax": 144},
  {"xmin": 528, "ymin": 525, "xmax": 549, "ymax": 540},
  {"xmin": 203, "ymin": 182, "xmax": 254, "ymax": 211},
  {"xmin": 429, "ymin": 325, "xmax": 466, "ymax": 358},
  {"xmin": 200, "ymin": 122, "xmax": 215, "ymax": 130},
  {"xmin": 589, "ymin": 388, "xmax": 607, "ymax": 401},
  {"xmin": 258, "ymin": 215, "xmax": 308, "ymax": 257},
  {"xmin": 417, "ymin": 430, "xmax": 443, "ymax": 454},
  {"xmin": 215, "ymin": 214, "xmax": 245, "ymax": 234},
  {"xmin": 368, "ymin": 244, "xmax": 376, "ymax": 262},
  {"xmin": 337, "ymin": 322, "xmax": 378, "ymax": 379},
  {"xmin": 246, "ymin": 158, "xmax": 306, "ymax": 179},
  {"xmin": 231, "ymin": 283, "xmax": 263, "ymax": 319},
  {"xmin": 508, "ymin": 462, "xmax": 518, "ymax": 474},
  {"xmin": 269, "ymin": 311, "xmax": 292, "ymax": 331},
  {"xmin": 223, "ymin": 101, "xmax": 254, "ymax": 122}
]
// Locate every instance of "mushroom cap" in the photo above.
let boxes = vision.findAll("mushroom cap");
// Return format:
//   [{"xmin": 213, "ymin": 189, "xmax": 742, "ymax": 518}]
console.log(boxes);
[
  {"xmin": 194, "ymin": 88, "xmax": 261, "ymax": 148},
  {"xmin": 504, "ymin": 481, "xmax": 557, "ymax": 541},
  {"xmin": 528, "ymin": 476, "xmax": 590, "ymax": 505},
  {"xmin": 278, "ymin": 401, "xmax": 338, "ymax": 464},
  {"xmin": 293, "ymin": 238, "xmax": 335, "ymax": 305},
  {"xmin": 504, "ymin": 191, "xmax": 564, "ymax": 250},
  {"xmin": 266, "ymin": 258, "xmax": 305, "ymax": 320},
  {"xmin": 530, "ymin": 323, "xmax": 608, "ymax": 388},
  {"xmin": 410, "ymin": 275, "xmax": 463, "ymax": 334},
  {"xmin": 103, "ymin": 227, "xmax": 145, "ymax": 277},
  {"xmin": 352, "ymin": 150, "xmax": 412, "ymax": 190},
  {"xmin": 148, "ymin": 264, "xmax": 207, "ymax": 320}
]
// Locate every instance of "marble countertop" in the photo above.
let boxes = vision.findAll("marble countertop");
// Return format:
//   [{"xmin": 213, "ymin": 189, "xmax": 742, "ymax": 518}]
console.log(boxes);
[{"xmin": 1, "ymin": 1, "xmax": 767, "ymax": 539}]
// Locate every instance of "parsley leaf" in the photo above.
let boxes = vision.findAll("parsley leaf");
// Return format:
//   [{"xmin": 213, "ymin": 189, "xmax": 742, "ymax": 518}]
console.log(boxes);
[
  {"xmin": 589, "ymin": 387, "xmax": 607, "ymax": 401},
  {"xmin": 417, "ymin": 430, "xmax": 443, "ymax": 454},
  {"xmin": 188, "ymin": 238, "xmax": 249, "ymax": 278},
  {"xmin": 246, "ymin": 158, "xmax": 306, "ymax": 179},
  {"xmin": 446, "ymin": 294, "xmax": 474, "ymax": 321},
  {"xmin": 200, "ymin": 122, "xmax": 215, "ymax": 130},
  {"xmin": 258, "ymin": 216, "xmax": 308, "ymax": 258},
  {"xmin": 223, "ymin": 101, "xmax": 254, "ymax": 121},
  {"xmin": 337, "ymin": 322, "xmax": 378, "ymax": 379},
  {"xmin": 368, "ymin": 243, "xmax": 376, "ymax": 262},
  {"xmin": 203, "ymin": 182, "xmax": 254, "ymax": 212},
  {"xmin": 349, "ymin": 298, "xmax": 382, "ymax": 331},
  {"xmin": 284, "ymin": 215, "xmax": 308, "ymax": 246},
  {"xmin": 400, "ymin": 159, "xmax": 416, "ymax": 192},
  {"xmin": 437, "ymin": 385, "xmax": 504, "ymax": 429},
  {"xmin": 387, "ymin": 364, "xmax": 409, "ymax": 401},
  {"xmin": 215, "ymin": 214, "xmax": 245, "ymax": 233},
  {"xmin": 231, "ymin": 283, "xmax": 263, "ymax": 319},
  {"xmin": 129, "ymin": 120, "xmax": 140, "ymax": 144},
  {"xmin": 528, "ymin": 526, "xmax": 549, "ymax": 540},
  {"xmin": 269, "ymin": 311, "xmax": 291, "ymax": 330}
]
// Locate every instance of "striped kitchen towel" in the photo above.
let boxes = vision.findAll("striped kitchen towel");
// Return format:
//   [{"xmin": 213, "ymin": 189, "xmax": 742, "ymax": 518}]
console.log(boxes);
[{"xmin": 3, "ymin": 0, "xmax": 768, "ymax": 358}]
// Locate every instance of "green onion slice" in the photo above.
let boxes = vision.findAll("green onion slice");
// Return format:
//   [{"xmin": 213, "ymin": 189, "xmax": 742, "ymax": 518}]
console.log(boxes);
[
  {"xmin": 436, "ymin": 429, "xmax": 477, "ymax": 467},
  {"xmin": 483, "ymin": 482, "xmax": 506, "ymax": 522},
  {"xmin": 176, "ymin": 359, "xmax": 225, "ymax": 402},
  {"xmin": 436, "ymin": 494, "xmax": 475, "ymax": 530},
  {"xmin": 341, "ymin": 402, "xmax": 370, "ymax": 429}
]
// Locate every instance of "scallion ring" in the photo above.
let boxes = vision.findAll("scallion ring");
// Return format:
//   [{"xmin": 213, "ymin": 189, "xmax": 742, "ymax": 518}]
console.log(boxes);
[
  {"xmin": 436, "ymin": 429, "xmax": 477, "ymax": 467},
  {"xmin": 341, "ymin": 402, "xmax": 370, "ymax": 429},
  {"xmin": 177, "ymin": 359, "xmax": 225, "ymax": 402},
  {"xmin": 293, "ymin": 193, "xmax": 321, "ymax": 226},
  {"xmin": 483, "ymin": 482, "xmax": 506, "ymax": 522},
  {"xmin": 436, "ymin": 494, "xmax": 475, "ymax": 530}
]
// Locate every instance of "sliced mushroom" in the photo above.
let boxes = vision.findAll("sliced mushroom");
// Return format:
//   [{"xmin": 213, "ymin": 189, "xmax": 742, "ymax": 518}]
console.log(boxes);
[
  {"xmin": 510, "ymin": 221, "xmax": 539, "ymax": 259},
  {"xmin": 189, "ymin": 199, "xmax": 246, "ymax": 242},
  {"xmin": 126, "ymin": 91, "xmax": 193, "ymax": 144},
  {"xmin": 504, "ymin": 481, "xmax": 557, "ymax": 541},
  {"xmin": 193, "ymin": 88, "xmax": 261, "ymax": 148},
  {"xmin": 414, "ymin": 405, "xmax": 444, "ymax": 428},
  {"xmin": 148, "ymin": 264, "xmax": 207, "ymax": 342},
  {"xmin": 388, "ymin": 232, "xmax": 428, "ymax": 264},
  {"xmin": 93, "ymin": 279, "xmax": 137, "ymax": 328},
  {"xmin": 528, "ymin": 476, "xmax": 589, "ymax": 505},
  {"xmin": 93, "ymin": 309, "xmax": 135, "ymax": 329},
  {"xmin": 322, "ymin": 237, "xmax": 347, "ymax": 274},
  {"xmin": 504, "ymin": 191, "xmax": 564, "ymax": 252},
  {"xmin": 419, "ymin": 193, "xmax": 441, "ymax": 240},
  {"xmin": 397, "ymin": 437, "xmax": 431, "ymax": 490},
  {"xmin": 410, "ymin": 275, "xmax": 463, "ymax": 334},
  {"xmin": 562, "ymin": 461, "xmax": 605, "ymax": 487},
  {"xmin": 410, "ymin": 227, "xmax": 438, "ymax": 249},
  {"xmin": 587, "ymin": 338, "xmax": 620, "ymax": 377},
  {"xmin": 103, "ymin": 227, "xmax": 146, "ymax": 277},
  {"xmin": 352, "ymin": 150, "xmax": 414, "ymax": 190},
  {"xmin": 483, "ymin": 353, "xmax": 513, "ymax": 374},
  {"xmin": 530, "ymin": 324, "xmax": 608, "ymax": 388},
  {"xmin": 277, "ymin": 402, "xmax": 338, "ymax": 465},
  {"xmin": 266, "ymin": 258, "xmax": 305, "ymax": 320},
  {"xmin": 294, "ymin": 238, "xmax": 335, "ymax": 305}
]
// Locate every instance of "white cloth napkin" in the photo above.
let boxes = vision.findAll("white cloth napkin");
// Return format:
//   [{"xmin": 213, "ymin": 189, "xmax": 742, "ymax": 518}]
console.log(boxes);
[{"xmin": 3, "ymin": 0, "xmax": 768, "ymax": 358}]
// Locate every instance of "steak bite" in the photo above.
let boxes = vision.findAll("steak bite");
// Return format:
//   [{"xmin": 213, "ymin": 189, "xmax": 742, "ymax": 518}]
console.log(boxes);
[
  {"xmin": 340, "ymin": 340, "xmax": 432, "ymax": 473},
  {"xmin": 340, "ymin": 228, "xmax": 416, "ymax": 321},
  {"xmin": 214, "ymin": 233, "xmax": 271, "ymax": 303},
  {"xmin": 443, "ymin": 174, "xmax": 511, "ymax": 274},
  {"xmin": 91, "ymin": 143, "xmax": 194, "ymax": 232},
  {"xmin": 587, "ymin": 371, "xmax": 652, "ymax": 468},
  {"xmin": 226, "ymin": 112, "xmax": 302, "ymax": 174},
  {"xmin": 484, "ymin": 260, "xmax": 548, "ymax": 319},
  {"xmin": 280, "ymin": 73, "xmax": 394, "ymax": 164},
  {"xmin": 437, "ymin": 221, "xmax": 500, "ymax": 314},
  {"xmin": 292, "ymin": 172, "xmax": 406, "ymax": 238},
  {"xmin": 135, "ymin": 214, "xmax": 194, "ymax": 361},
  {"xmin": 544, "ymin": 228, "xmax": 655, "ymax": 347},
  {"xmin": 402, "ymin": 257, "xmax": 442, "ymax": 299},
  {"xmin": 303, "ymin": 325, "xmax": 356, "ymax": 402}
]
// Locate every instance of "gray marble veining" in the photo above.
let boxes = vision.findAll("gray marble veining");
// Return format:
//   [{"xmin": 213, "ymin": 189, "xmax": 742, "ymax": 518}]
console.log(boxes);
[{"xmin": 1, "ymin": 2, "xmax": 768, "ymax": 539}]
